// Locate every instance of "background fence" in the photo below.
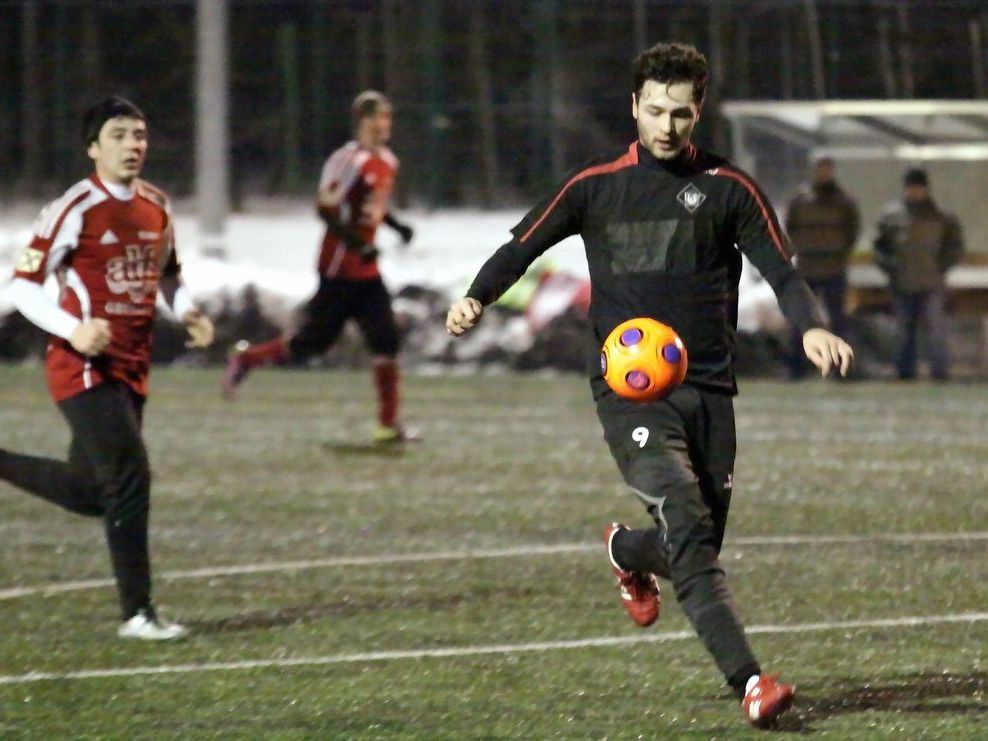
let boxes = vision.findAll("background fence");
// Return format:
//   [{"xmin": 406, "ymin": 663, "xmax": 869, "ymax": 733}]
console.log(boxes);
[{"xmin": 3, "ymin": 0, "xmax": 988, "ymax": 208}]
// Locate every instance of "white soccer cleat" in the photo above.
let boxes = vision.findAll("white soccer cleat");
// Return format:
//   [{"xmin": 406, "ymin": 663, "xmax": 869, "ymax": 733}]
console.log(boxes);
[{"xmin": 117, "ymin": 608, "xmax": 189, "ymax": 641}]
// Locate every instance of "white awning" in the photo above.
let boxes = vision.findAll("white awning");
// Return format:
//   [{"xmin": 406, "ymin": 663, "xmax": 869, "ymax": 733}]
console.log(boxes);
[{"xmin": 721, "ymin": 99, "xmax": 988, "ymax": 162}]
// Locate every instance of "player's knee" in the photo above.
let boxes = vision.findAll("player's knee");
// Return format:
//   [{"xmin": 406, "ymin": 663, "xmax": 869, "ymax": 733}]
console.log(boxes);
[
  {"xmin": 103, "ymin": 456, "xmax": 151, "ymax": 517},
  {"xmin": 369, "ymin": 334, "xmax": 400, "ymax": 357},
  {"xmin": 665, "ymin": 521, "xmax": 723, "ymax": 593}
]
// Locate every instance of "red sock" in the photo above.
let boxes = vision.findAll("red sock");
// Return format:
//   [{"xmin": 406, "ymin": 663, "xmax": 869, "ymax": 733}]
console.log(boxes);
[
  {"xmin": 373, "ymin": 357, "xmax": 399, "ymax": 428},
  {"xmin": 241, "ymin": 338, "xmax": 288, "ymax": 369}
]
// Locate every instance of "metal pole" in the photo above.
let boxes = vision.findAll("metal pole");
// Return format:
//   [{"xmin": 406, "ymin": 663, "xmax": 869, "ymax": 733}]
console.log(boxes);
[
  {"xmin": 53, "ymin": 1, "xmax": 72, "ymax": 185},
  {"xmin": 633, "ymin": 0, "xmax": 647, "ymax": 53},
  {"xmin": 803, "ymin": 0, "xmax": 826, "ymax": 98},
  {"xmin": 779, "ymin": 7, "xmax": 793, "ymax": 99},
  {"xmin": 469, "ymin": 1, "xmax": 500, "ymax": 206},
  {"xmin": 877, "ymin": 15, "xmax": 898, "ymax": 98},
  {"xmin": 277, "ymin": 23, "xmax": 302, "ymax": 191},
  {"xmin": 196, "ymin": 0, "xmax": 229, "ymax": 258},
  {"xmin": 422, "ymin": 0, "xmax": 443, "ymax": 208},
  {"xmin": 532, "ymin": 0, "xmax": 562, "ymax": 187},
  {"xmin": 895, "ymin": 3, "xmax": 915, "ymax": 98},
  {"xmin": 310, "ymin": 2, "xmax": 330, "ymax": 155},
  {"xmin": 707, "ymin": 0, "xmax": 728, "ymax": 154},
  {"xmin": 20, "ymin": 0, "xmax": 44, "ymax": 195},
  {"xmin": 970, "ymin": 17, "xmax": 986, "ymax": 99},
  {"xmin": 355, "ymin": 12, "xmax": 373, "ymax": 91}
]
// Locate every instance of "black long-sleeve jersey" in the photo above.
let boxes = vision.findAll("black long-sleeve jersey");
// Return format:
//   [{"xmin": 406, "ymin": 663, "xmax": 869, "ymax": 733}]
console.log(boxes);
[
  {"xmin": 466, "ymin": 141, "xmax": 826, "ymax": 395},
  {"xmin": 467, "ymin": 142, "xmax": 826, "ymax": 393}
]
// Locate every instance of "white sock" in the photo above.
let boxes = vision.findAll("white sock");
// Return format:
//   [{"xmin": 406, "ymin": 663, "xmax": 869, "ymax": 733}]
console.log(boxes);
[{"xmin": 744, "ymin": 674, "xmax": 761, "ymax": 695}]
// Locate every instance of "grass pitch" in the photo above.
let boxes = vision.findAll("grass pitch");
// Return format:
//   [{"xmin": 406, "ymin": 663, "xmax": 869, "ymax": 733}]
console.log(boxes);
[{"xmin": 0, "ymin": 365, "xmax": 986, "ymax": 739}]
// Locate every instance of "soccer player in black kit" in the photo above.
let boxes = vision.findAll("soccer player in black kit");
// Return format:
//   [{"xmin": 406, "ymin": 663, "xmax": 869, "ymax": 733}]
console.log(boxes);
[{"xmin": 446, "ymin": 43, "xmax": 853, "ymax": 728}]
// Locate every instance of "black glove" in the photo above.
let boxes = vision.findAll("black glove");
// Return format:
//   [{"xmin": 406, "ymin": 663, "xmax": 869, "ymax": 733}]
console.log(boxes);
[
  {"xmin": 395, "ymin": 223, "xmax": 414, "ymax": 245},
  {"xmin": 359, "ymin": 243, "xmax": 379, "ymax": 263}
]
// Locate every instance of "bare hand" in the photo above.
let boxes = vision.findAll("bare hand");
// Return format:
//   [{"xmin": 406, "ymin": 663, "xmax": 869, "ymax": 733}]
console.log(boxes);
[
  {"xmin": 183, "ymin": 309, "xmax": 215, "ymax": 349},
  {"xmin": 446, "ymin": 297, "xmax": 484, "ymax": 336},
  {"xmin": 803, "ymin": 328, "xmax": 854, "ymax": 377},
  {"xmin": 69, "ymin": 318, "xmax": 112, "ymax": 356}
]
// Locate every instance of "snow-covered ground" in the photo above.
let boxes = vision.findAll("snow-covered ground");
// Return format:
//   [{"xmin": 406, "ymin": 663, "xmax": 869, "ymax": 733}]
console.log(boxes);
[{"xmin": 0, "ymin": 200, "xmax": 787, "ymax": 332}]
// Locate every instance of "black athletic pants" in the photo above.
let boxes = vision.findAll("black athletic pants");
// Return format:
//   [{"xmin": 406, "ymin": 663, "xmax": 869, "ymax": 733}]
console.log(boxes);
[
  {"xmin": 0, "ymin": 381, "xmax": 152, "ymax": 620},
  {"xmin": 289, "ymin": 277, "xmax": 400, "ymax": 360},
  {"xmin": 596, "ymin": 383, "xmax": 760, "ymax": 691}
]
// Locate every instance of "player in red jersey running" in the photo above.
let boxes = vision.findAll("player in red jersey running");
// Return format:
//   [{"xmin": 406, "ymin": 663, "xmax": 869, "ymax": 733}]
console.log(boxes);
[
  {"xmin": 222, "ymin": 91, "xmax": 415, "ymax": 443},
  {"xmin": 0, "ymin": 96, "xmax": 214, "ymax": 640}
]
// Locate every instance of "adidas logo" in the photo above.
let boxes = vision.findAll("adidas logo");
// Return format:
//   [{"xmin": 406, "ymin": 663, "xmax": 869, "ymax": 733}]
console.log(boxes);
[{"xmin": 100, "ymin": 229, "xmax": 119, "ymax": 245}]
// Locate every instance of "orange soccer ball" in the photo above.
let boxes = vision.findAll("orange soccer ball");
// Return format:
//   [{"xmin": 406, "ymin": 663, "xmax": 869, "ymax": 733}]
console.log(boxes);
[{"xmin": 600, "ymin": 318, "xmax": 688, "ymax": 402}]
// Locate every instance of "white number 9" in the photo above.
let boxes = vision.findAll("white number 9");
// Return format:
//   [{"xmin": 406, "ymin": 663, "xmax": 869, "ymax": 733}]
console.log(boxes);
[{"xmin": 632, "ymin": 426, "xmax": 649, "ymax": 448}]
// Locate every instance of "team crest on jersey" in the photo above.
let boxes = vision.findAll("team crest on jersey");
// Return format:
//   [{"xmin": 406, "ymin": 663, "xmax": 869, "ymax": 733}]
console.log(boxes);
[
  {"xmin": 16, "ymin": 247, "xmax": 45, "ymax": 273},
  {"xmin": 105, "ymin": 244, "xmax": 158, "ymax": 303},
  {"xmin": 677, "ymin": 183, "xmax": 707, "ymax": 213}
]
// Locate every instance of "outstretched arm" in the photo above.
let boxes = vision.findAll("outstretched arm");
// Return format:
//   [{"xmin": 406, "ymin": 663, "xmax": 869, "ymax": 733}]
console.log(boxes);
[
  {"xmin": 726, "ymin": 169, "xmax": 854, "ymax": 377},
  {"xmin": 444, "ymin": 237, "xmax": 543, "ymax": 336},
  {"xmin": 446, "ymin": 168, "xmax": 586, "ymax": 336}
]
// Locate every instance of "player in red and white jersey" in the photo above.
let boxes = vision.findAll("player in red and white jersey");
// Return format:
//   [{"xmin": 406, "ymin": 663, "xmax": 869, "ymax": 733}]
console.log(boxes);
[
  {"xmin": 0, "ymin": 96, "xmax": 214, "ymax": 640},
  {"xmin": 222, "ymin": 91, "xmax": 416, "ymax": 443}
]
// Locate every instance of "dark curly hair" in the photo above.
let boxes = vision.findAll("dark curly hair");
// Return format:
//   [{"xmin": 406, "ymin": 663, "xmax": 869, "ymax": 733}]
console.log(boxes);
[{"xmin": 632, "ymin": 42, "xmax": 708, "ymax": 104}]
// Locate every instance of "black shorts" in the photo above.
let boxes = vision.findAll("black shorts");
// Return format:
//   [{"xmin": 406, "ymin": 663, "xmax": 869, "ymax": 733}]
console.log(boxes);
[
  {"xmin": 289, "ymin": 277, "xmax": 400, "ymax": 360},
  {"xmin": 595, "ymin": 383, "xmax": 736, "ymax": 548}
]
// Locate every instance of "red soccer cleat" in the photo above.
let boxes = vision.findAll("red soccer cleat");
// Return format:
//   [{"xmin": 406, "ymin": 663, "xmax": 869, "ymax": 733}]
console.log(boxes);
[
  {"xmin": 604, "ymin": 523, "xmax": 660, "ymax": 627},
  {"xmin": 742, "ymin": 674, "xmax": 795, "ymax": 728},
  {"xmin": 221, "ymin": 341, "xmax": 251, "ymax": 400}
]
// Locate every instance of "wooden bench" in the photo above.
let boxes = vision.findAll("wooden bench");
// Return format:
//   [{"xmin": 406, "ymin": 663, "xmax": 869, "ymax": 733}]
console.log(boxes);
[
  {"xmin": 847, "ymin": 253, "xmax": 988, "ymax": 370},
  {"xmin": 847, "ymin": 252, "xmax": 988, "ymax": 314}
]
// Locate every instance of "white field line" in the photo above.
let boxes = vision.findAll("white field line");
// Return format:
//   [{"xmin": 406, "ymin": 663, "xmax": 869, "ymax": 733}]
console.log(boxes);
[
  {"xmin": 1, "ymin": 611, "xmax": 987, "ymax": 685},
  {"xmin": 1, "ymin": 531, "xmax": 987, "ymax": 602}
]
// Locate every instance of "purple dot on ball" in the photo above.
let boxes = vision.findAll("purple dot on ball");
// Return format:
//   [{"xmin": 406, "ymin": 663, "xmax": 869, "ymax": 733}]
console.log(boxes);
[
  {"xmin": 662, "ymin": 343, "xmax": 682, "ymax": 363},
  {"xmin": 600, "ymin": 352, "xmax": 607, "ymax": 374},
  {"xmin": 620, "ymin": 328, "xmax": 643, "ymax": 347},
  {"xmin": 625, "ymin": 370, "xmax": 650, "ymax": 390}
]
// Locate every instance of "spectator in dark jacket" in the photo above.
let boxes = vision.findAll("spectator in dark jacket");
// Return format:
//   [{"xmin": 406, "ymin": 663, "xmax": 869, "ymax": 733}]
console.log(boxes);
[
  {"xmin": 785, "ymin": 158, "xmax": 860, "ymax": 378},
  {"xmin": 874, "ymin": 168, "xmax": 965, "ymax": 380}
]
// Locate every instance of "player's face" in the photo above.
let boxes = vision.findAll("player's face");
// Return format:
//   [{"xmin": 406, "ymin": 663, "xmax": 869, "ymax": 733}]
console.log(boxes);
[
  {"xmin": 813, "ymin": 160, "xmax": 836, "ymax": 185},
  {"xmin": 359, "ymin": 106, "xmax": 393, "ymax": 148},
  {"xmin": 87, "ymin": 116, "xmax": 148, "ymax": 185},
  {"xmin": 632, "ymin": 80, "xmax": 700, "ymax": 160},
  {"xmin": 904, "ymin": 183, "xmax": 929, "ymax": 204}
]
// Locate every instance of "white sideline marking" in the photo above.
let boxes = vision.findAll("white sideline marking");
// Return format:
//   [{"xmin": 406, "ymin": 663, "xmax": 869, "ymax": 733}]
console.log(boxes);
[
  {"xmin": 1, "ymin": 611, "xmax": 986, "ymax": 685},
  {"xmin": 2, "ymin": 532, "xmax": 987, "ymax": 602}
]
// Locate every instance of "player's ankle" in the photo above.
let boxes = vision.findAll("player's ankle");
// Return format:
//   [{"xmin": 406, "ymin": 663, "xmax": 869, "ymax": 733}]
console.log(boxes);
[{"xmin": 729, "ymin": 664, "xmax": 762, "ymax": 700}]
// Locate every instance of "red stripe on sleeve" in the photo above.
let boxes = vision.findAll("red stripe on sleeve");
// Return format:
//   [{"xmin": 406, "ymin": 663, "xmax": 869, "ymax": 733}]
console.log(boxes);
[
  {"xmin": 520, "ymin": 142, "xmax": 639, "ymax": 243},
  {"xmin": 710, "ymin": 167, "xmax": 790, "ymax": 260}
]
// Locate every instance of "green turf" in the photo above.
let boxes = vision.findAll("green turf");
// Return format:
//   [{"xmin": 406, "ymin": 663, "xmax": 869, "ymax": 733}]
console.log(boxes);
[{"xmin": 0, "ymin": 366, "xmax": 986, "ymax": 738}]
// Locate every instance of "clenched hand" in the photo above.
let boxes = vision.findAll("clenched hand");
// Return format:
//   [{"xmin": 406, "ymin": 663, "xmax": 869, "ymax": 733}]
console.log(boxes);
[
  {"xmin": 445, "ymin": 297, "xmax": 484, "ymax": 336},
  {"xmin": 183, "ymin": 309, "xmax": 215, "ymax": 349},
  {"xmin": 69, "ymin": 318, "xmax": 112, "ymax": 356}
]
